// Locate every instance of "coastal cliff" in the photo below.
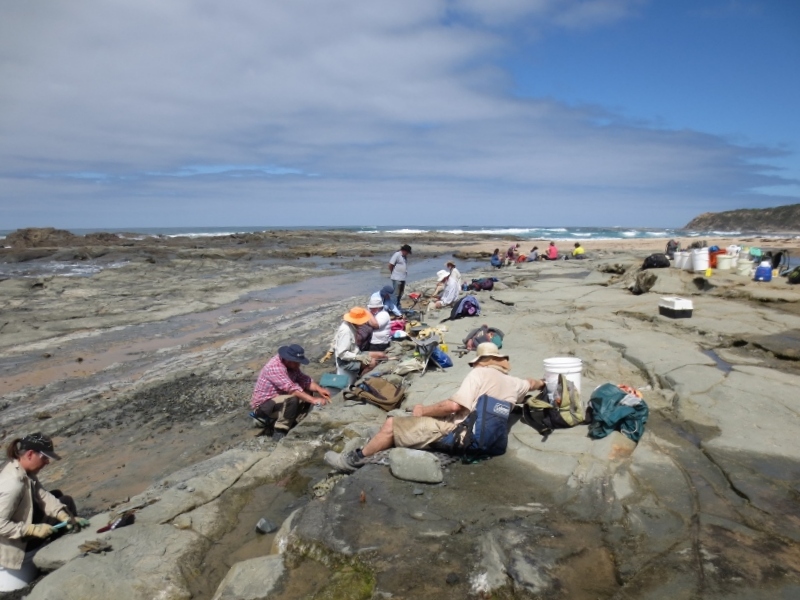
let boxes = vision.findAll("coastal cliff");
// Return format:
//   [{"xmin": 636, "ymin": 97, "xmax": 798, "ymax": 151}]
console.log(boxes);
[{"xmin": 685, "ymin": 202, "xmax": 800, "ymax": 232}]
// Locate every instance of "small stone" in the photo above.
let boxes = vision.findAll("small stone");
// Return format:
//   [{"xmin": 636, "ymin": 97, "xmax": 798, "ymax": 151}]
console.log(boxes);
[
  {"xmin": 413, "ymin": 488, "xmax": 424, "ymax": 495},
  {"xmin": 256, "ymin": 517, "xmax": 277, "ymax": 534},
  {"xmin": 176, "ymin": 482, "xmax": 187, "ymax": 490}
]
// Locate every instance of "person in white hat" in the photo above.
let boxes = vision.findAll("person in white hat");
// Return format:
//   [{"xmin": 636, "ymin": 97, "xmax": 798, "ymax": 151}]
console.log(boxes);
[
  {"xmin": 432, "ymin": 269, "xmax": 460, "ymax": 309},
  {"xmin": 324, "ymin": 343, "xmax": 546, "ymax": 472},
  {"xmin": 366, "ymin": 293, "xmax": 392, "ymax": 351}
]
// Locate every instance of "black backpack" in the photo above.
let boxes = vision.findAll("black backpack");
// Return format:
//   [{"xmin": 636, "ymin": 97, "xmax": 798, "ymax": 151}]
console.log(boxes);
[
  {"xmin": 787, "ymin": 266, "xmax": 800, "ymax": 285},
  {"xmin": 469, "ymin": 278, "xmax": 494, "ymax": 291},
  {"xmin": 443, "ymin": 295, "xmax": 481, "ymax": 322},
  {"xmin": 642, "ymin": 253, "xmax": 671, "ymax": 270}
]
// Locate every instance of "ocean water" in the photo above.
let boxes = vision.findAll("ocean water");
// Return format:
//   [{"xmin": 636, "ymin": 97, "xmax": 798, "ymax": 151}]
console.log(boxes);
[{"xmin": 3, "ymin": 225, "xmax": 798, "ymax": 242}]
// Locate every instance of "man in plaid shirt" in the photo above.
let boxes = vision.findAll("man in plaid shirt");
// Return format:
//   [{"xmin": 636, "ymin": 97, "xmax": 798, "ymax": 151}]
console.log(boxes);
[{"xmin": 250, "ymin": 344, "xmax": 331, "ymax": 441}]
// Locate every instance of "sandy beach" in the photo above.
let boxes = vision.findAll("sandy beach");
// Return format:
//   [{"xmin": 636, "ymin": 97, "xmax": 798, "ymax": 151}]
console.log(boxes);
[{"xmin": 2, "ymin": 229, "xmax": 800, "ymax": 599}]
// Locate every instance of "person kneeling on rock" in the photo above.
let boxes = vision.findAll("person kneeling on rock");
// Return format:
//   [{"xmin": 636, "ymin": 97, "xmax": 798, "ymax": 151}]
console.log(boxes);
[
  {"xmin": 324, "ymin": 343, "xmax": 545, "ymax": 472},
  {"xmin": 333, "ymin": 307, "xmax": 388, "ymax": 387},
  {"xmin": 0, "ymin": 433, "xmax": 89, "ymax": 592},
  {"xmin": 250, "ymin": 344, "xmax": 331, "ymax": 442}
]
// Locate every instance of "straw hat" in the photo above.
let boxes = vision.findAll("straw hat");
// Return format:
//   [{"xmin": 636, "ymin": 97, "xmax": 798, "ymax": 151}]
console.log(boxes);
[
  {"xmin": 469, "ymin": 342, "xmax": 509, "ymax": 365},
  {"xmin": 436, "ymin": 269, "xmax": 450, "ymax": 282},
  {"xmin": 343, "ymin": 306, "xmax": 372, "ymax": 325}
]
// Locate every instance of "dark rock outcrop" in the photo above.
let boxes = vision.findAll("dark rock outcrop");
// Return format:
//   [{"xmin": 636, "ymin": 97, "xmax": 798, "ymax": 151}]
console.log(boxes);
[{"xmin": 685, "ymin": 203, "xmax": 800, "ymax": 232}]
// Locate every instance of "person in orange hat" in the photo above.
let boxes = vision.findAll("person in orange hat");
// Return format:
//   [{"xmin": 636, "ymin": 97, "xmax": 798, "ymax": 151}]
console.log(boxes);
[{"xmin": 333, "ymin": 307, "xmax": 388, "ymax": 385}]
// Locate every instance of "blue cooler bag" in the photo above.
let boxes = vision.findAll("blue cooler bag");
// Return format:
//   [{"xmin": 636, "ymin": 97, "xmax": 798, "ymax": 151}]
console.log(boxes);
[{"xmin": 431, "ymin": 395, "xmax": 512, "ymax": 458}]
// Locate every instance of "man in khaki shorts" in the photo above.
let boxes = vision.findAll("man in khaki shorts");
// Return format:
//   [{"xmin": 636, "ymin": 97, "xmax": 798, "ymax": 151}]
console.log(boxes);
[{"xmin": 324, "ymin": 343, "xmax": 546, "ymax": 472}]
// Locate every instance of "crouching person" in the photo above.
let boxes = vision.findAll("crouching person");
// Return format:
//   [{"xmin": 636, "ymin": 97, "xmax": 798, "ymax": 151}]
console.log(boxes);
[
  {"xmin": 334, "ymin": 307, "xmax": 387, "ymax": 386},
  {"xmin": 251, "ymin": 344, "xmax": 331, "ymax": 442},
  {"xmin": 1, "ymin": 434, "xmax": 87, "ymax": 592},
  {"xmin": 324, "ymin": 343, "xmax": 545, "ymax": 472}
]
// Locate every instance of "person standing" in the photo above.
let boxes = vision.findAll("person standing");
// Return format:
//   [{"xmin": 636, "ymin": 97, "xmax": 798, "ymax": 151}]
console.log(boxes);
[
  {"xmin": 0, "ymin": 434, "xmax": 83, "ymax": 591},
  {"xmin": 388, "ymin": 244, "xmax": 412, "ymax": 306},
  {"xmin": 250, "ymin": 344, "xmax": 331, "ymax": 441}
]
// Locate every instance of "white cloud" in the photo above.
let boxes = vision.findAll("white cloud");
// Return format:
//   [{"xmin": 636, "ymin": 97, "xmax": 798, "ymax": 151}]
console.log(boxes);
[{"xmin": 0, "ymin": 0, "xmax": 793, "ymax": 228}]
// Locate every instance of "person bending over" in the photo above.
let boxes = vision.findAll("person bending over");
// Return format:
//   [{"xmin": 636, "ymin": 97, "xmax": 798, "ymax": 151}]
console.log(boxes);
[
  {"xmin": 0, "ymin": 433, "xmax": 87, "ymax": 592},
  {"xmin": 333, "ymin": 307, "xmax": 388, "ymax": 386},
  {"xmin": 251, "ymin": 344, "xmax": 331, "ymax": 441},
  {"xmin": 324, "ymin": 343, "xmax": 545, "ymax": 472}
]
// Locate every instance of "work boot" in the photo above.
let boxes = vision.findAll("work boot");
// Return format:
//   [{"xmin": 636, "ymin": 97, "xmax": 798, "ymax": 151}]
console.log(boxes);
[{"xmin": 324, "ymin": 450, "xmax": 365, "ymax": 473}]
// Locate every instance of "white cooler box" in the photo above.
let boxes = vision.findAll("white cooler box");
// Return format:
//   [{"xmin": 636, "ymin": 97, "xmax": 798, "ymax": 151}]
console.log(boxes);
[{"xmin": 659, "ymin": 296, "xmax": 693, "ymax": 319}]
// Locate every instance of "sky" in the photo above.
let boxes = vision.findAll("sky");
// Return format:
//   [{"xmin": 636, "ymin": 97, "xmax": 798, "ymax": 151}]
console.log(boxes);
[{"xmin": 1, "ymin": 0, "xmax": 798, "ymax": 229}]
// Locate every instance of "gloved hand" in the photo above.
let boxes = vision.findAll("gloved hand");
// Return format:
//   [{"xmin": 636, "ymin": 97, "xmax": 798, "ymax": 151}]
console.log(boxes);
[
  {"xmin": 24, "ymin": 523, "xmax": 55, "ymax": 539},
  {"xmin": 76, "ymin": 518, "xmax": 91, "ymax": 528},
  {"xmin": 56, "ymin": 510, "xmax": 76, "ymax": 531}
]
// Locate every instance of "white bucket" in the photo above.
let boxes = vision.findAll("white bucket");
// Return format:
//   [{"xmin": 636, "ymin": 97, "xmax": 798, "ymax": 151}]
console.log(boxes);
[
  {"xmin": 543, "ymin": 357, "xmax": 582, "ymax": 409},
  {"xmin": 716, "ymin": 254, "xmax": 732, "ymax": 271},
  {"xmin": 737, "ymin": 261, "xmax": 752, "ymax": 277},
  {"xmin": 692, "ymin": 248, "xmax": 710, "ymax": 272},
  {"xmin": 674, "ymin": 251, "xmax": 689, "ymax": 269}
]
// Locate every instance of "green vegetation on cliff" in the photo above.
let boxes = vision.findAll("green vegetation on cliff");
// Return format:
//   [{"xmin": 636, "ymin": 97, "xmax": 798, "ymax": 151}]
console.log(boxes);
[{"xmin": 684, "ymin": 203, "xmax": 800, "ymax": 232}]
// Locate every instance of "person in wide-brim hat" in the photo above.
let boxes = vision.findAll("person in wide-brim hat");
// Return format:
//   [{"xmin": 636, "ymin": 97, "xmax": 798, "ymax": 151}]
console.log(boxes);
[
  {"xmin": 332, "ymin": 306, "xmax": 387, "ymax": 386},
  {"xmin": 323, "ymin": 342, "xmax": 547, "ymax": 474},
  {"xmin": 250, "ymin": 343, "xmax": 332, "ymax": 442}
]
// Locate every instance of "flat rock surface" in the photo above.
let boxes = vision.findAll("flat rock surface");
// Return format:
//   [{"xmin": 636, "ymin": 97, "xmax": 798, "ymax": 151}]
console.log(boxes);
[{"xmin": 3, "ymin": 237, "xmax": 800, "ymax": 599}]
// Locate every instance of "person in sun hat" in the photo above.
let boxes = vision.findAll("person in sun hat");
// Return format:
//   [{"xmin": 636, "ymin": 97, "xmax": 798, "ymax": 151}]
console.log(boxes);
[
  {"xmin": 333, "ymin": 307, "xmax": 388, "ymax": 386},
  {"xmin": 366, "ymin": 294, "xmax": 392, "ymax": 352},
  {"xmin": 324, "ymin": 343, "xmax": 546, "ymax": 473},
  {"xmin": 0, "ymin": 433, "xmax": 88, "ymax": 591},
  {"xmin": 432, "ymin": 269, "xmax": 460, "ymax": 309},
  {"xmin": 250, "ymin": 344, "xmax": 332, "ymax": 442},
  {"xmin": 388, "ymin": 244, "xmax": 412, "ymax": 306}
]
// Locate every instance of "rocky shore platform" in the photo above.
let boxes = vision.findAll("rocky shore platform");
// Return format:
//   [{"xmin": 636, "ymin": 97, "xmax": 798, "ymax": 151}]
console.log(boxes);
[{"xmin": 2, "ymin": 229, "xmax": 800, "ymax": 599}]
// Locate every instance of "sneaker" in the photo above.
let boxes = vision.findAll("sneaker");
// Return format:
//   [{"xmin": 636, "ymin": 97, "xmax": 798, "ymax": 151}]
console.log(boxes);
[
  {"xmin": 272, "ymin": 430, "xmax": 287, "ymax": 442},
  {"xmin": 323, "ymin": 450, "xmax": 364, "ymax": 473}
]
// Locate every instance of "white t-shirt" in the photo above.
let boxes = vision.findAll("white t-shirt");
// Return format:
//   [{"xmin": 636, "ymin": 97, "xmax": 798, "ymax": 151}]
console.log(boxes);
[
  {"xmin": 389, "ymin": 251, "xmax": 408, "ymax": 282},
  {"xmin": 370, "ymin": 310, "xmax": 392, "ymax": 345},
  {"xmin": 440, "ymin": 277, "xmax": 460, "ymax": 306}
]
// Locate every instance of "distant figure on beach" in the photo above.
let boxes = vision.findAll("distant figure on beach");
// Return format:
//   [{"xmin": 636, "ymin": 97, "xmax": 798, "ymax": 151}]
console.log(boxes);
[
  {"xmin": 506, "ymin": 243, "xmax": 520, "ymax": 263},
  {"xmin": 250, "ymin": 344, "xmax": 331, "ymax": 441},
  {"xmin": 526, "ymin": 246, "xmax": 539, "ymax": 262},
  {"xmin": 324, "ymin": 343, "xmax": 546, "ymax": 472},
  {"xmin": 490, "ymin": 248, "xmax": 505, "ymax": 268},
  {"xmin": 0, "ymin": 433, "xmax": 87, "ymax": 591},
  {"xmin": 366, "ymin": 294, "xmax": 392, "ymax": 351},
  {"xmin": 543, "ymin": 241, "xmax": 559, "ymax": 260},
  {"xmin": 377, "ymin": 285, "xmax": 402, "ymax": 317},
  {"xmin": 388, "ymin": 244, "xmax": 412, "ymax": 305},
  {"xmin": 432, "ymin": 269, "xmax": 460, "ymax": 309},
  {"xmin": 333, "ymin": 307, "xmax": 388, "ymax": 386},
  {"xmin": 445, "ymin": 260, "xmax": 462, "ymax": 290},
  {"xmin": 571, "ymin": 242, "xmax": 585, "ymax": 259}
]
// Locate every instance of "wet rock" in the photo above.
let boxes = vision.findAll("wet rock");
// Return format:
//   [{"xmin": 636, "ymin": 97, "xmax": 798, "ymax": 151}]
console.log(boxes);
[
  {"xmin": 388, "ymin": 448, "xmax": 443, "ymax": 483},
  {"xmin": 211, "ymin": 555, "xmax": 285, "ymax": 600}
]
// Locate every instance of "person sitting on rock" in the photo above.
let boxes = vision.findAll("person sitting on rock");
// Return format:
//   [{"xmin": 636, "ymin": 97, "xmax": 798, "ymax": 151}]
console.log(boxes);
[
  {"xmin": 377, "ymin": 285, "xmax": 403, "ymax": 318},
  {"xmin": 571, "ymin": 242, "xmax": 585, "ymax": 259},
  {"xmin": 333, "ymin": 307, "xmax": 388, "ymax": 386},
  {"xmin": 543, "ymin": 241, "xmax": 559, "ymax": 260},
  {"xmin": 526, "ymin": 246, "xmax": 539, "ymax": 262},
  {"xmin": 366, "ymin": 294, "xmax": 392, "ymax": 352},
  {"xmin": 490, "ymin": 248, "xmax": 505, "ymax": 269},
  {"xmin": 250, "ymin": 344, "xmax": 331, "ymax": 441},
  {"xmin": 432, "ymin": 269, "xmax": 460, "ymax": 309},
  {"xmin": 0, "ymin": 433, "xmax": 88, "ymax": 592},
  {"xmin": 445, "ymin": 261, "xmax": 462, "ymax": 290},
  {"xmin": 324, "ymin": 343, "xmax": 545, "ymax": 472}
]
